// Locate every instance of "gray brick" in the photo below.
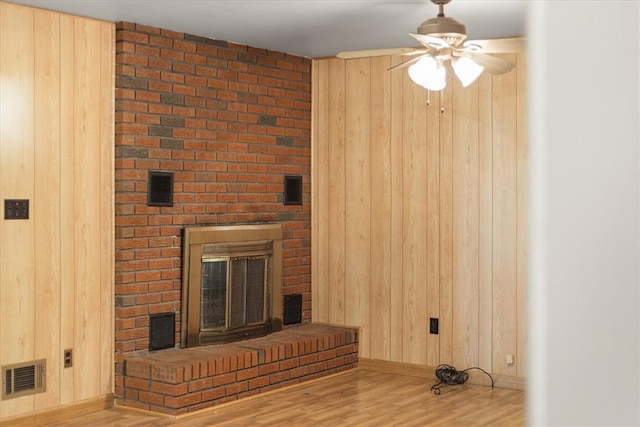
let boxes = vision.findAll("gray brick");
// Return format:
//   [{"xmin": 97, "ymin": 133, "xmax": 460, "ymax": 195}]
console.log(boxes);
[
  {"xmin": 258, "ymin": 115, "xmax": 277, "ymax": 126},
  {"xmin": 161, "ymin": 138, "xmax": 184, "ymax": 149},
  {"xmin": 184, "ymin": 33, "xmax": 207, "ymax": 44},
  {"xmin": 238, "ymin": 52, "xmax": 257, "ymax": 64},
  {"xmin": 277, "ymin": 212, "xmax": 295, "ymax": 221},
  {"xmin": 161, "ymin": 116, "xmax": 185, "ymax": 127},
  {"xmin": 206, "ymin": 39, "xmax": 228, "ymax": 48},
  {"xmin": 148, "ymin": 126, "xmax": 173, "ymax": 137},
  {"xmin": 161, "ymin": 93, "xmax": 185, "ymax": 106},
  {"xmin": 115, "ymin": 146, "xmax": 148, "ymax": 158},
  {"xmin": 117, "ymin": 75, "xmax": 148, "ymax": 90},
  {"xmin": 276, "ymin": 136, "xmax": 294, "ymax": 146}
]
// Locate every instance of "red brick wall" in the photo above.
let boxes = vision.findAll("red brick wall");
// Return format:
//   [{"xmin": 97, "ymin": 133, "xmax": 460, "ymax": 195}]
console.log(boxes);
[{"xmin": 114, "ymin": 22, "xmax": 312, "ymax": 396}]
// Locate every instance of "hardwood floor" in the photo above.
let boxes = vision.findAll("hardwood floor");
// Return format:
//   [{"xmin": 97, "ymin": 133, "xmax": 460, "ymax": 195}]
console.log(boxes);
[{"xmin": 46, "ymin": 369, "xmax": 525, "ymax": 426}]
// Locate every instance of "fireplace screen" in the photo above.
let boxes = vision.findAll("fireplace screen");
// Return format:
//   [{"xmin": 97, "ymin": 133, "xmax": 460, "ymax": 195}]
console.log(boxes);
[
  {"xmin": 181, "ymin": 224, "xmax": 283, "ymax": 348},
  {"xmin": 200, "ymin": 256, "xmax": 268, "ymax": 331}
]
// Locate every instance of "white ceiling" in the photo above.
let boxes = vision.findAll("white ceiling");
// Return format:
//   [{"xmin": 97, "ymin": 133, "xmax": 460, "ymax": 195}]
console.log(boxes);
[{"xmin": 5, "ymin": 0, "xmax": 527, "ymax": 58}]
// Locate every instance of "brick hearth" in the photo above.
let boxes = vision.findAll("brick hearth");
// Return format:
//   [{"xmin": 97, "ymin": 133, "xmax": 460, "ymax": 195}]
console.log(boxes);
[{"xmin": 120, "ymin": 324, "xmax": 358, "ymax": 415}]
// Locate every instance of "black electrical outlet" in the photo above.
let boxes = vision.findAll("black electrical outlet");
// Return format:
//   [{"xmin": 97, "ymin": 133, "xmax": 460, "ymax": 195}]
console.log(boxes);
[
  {"xmin": 429, "ymin": 317, "xmax": 439, "ymax": 335},
  {"xmin": 4, "ymin": 199, "xmax": 29, "ymax": 220}
]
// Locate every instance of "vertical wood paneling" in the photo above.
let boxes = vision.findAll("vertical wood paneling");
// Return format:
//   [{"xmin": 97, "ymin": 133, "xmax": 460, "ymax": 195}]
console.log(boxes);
[
  {"xmin": 389, "ymin": 56, "xmax": 404, "ymax": 362},
  {"xmin": 73, "ymin": 17, "xmax": 103, "ymax": 400},
  {"xmin": 478, "ymin": 72, "xmax": 493, "ymax": 372},
  {"xmin": 99, "ymin": 21, "xmax": 115, "ymax": 395},
  {"xmin": 492, "ymin": 54, "xmax": 518, "ymax": 376},
  {"xmin": 345, "ymin": 58, "xmax": 371, "ymax": 355},
  {"xmin": 369, "ymin": 56, "xmax": 392, "ymax": 360},
  {"xmin": 311, "ymin": 60, "xmax": 320, "ymax": 321},
  {"xmin": 312, "ymin": 48, "xmax": 525, "ymax": 378},
  {"xmin": 327, "ymin": 58, "xmax": 346, "ymax": 325},
  {"xmin": 452, "ymin": 79, "xmax": 479, "ymax": 368},
  {"xmin": 0, "ymin": 3, "xmax": 114, "ymax": 420},
  {"xmin": 311, "ymin": 60, "xmax": 329, "ymax": 323},
  {"xmin": 439, "ymin": 73, "xmax": 454, "ymax": 364},
  {"xmin": 515, "ymin": 53, "xmax": 527, "ymax": 377},
  {"xmin": 59, "ymin": 12, "xmax": 76, "ymax": 406},
  {"xmin": 401, "ymin": 71, "xmax": 427, "ymax": 364},
  {"xmin": 425, "ymin": 75, "xmax": 441, "ymax": 368},
  {"xmin": 0, "ymin": 3, "xmax": 36, "ymax": 417},
  {"xmin": 33, "ymin": 9, "xmax": 62, "ymax": 411}
]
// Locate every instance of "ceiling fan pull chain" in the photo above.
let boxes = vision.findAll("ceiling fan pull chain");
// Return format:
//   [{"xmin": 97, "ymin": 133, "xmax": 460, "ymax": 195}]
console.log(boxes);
[
  {"xmin": 427, "ymin": 90, "xmax": 431, "ymax": 106},
  {"xmin": 440, "ymin": 90, "xmax": 445, "ymax": 113}
]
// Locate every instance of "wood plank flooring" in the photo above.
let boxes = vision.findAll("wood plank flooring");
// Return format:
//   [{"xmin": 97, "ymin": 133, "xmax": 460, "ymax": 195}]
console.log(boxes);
[{"xmin": 45, "ymin": 369, "xmax": 525, "ymax": 426}]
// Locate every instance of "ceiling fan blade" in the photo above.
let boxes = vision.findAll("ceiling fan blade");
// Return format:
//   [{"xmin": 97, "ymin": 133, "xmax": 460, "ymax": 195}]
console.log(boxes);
[
  {"xmin": 388, "ymin": 54, "xmax": 428, "ymax": 71},
  {"xmin": 467, "ymin": 52, "xmax": 515, "ymax": 75},
  {"xmin": 409, "ymin": 33, "xmax": 450, "ymax": 49},
  {"xmin": 462, "ymin": 36, "xmax": 525, "ymax": 54},
  {"xmin": 336, "ymin": 47, "xmax": 422, "ymax": 59}
]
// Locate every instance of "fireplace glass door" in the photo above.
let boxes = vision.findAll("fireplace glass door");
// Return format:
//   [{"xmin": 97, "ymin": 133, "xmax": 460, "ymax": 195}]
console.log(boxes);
[{"xmin": 201, "ymin": 256, "xmax": 268, "ymax": 332}]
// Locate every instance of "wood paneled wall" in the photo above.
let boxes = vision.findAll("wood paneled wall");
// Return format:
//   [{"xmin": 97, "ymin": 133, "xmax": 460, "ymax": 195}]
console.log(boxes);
[
  {"xmin": 0, "ymin": 2, "xmax": 114, "ymax": 420},
  {"xmin": 311, "ymin": 52, "xmax": 526, "ymax": 378}
]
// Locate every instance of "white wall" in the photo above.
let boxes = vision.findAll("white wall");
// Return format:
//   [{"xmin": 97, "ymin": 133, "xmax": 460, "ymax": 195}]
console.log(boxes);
[{"xmin": 528, "ymin": 2, "xmax": 640, "ymax": 425}]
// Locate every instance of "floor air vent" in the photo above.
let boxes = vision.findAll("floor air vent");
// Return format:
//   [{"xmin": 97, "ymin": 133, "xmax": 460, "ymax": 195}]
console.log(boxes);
[{"xmin": 2, "ymin": 359, "xmax": 46, "ymax": 400}]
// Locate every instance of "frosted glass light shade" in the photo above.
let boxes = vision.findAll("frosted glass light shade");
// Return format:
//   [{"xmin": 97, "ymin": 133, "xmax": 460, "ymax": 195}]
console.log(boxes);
[
  {"xmin": 408, "ymin": 56, "xmax": 446, "ymax": 91},
  {"xmin": 452, "ymin": 57, "xmax": 484, "ymax": 87}
]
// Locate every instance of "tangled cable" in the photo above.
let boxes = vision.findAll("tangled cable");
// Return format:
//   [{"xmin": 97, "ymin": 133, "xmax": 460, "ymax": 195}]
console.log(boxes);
[{"xmin": 430, "ymin": 364, "xmax": 494, "ymax": 395}]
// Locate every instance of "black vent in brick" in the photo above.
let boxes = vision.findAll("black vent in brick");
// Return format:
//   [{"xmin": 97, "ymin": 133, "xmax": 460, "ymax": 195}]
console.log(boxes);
[
  {"xmin": 283, "ymin": 175, "xmax": 302, "ymax": 205},
  {"xmin": 147, "ymin": 170, "xmax": 174, "ymax": 207},
  {"xmin": 149, "ymin": 312, "xmax": 175, "ymax": 351},
  {"xmin": 283, "ymin": 294, "xmax": 302, "ymax": 325}
]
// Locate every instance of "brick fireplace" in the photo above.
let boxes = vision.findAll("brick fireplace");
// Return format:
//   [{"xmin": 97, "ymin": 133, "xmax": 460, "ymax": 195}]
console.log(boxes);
[{"xmin": 114, "ymin": 21, "xmax": 315, "ymax": 405}]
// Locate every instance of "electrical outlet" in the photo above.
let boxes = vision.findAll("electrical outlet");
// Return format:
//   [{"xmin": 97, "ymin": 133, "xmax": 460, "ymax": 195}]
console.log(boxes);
[
  {"xmin": 429, "ymin": 318, "xmax": 439, "ymax": 335},
  {"xmin": 506, "ymin": 354, "xmax": 514, "ymax": 365},
  {"xmin": 64, "ymin": 349, "xmax": 73, "ymax": 368},
  {"xmin": 4, "ymin": 199, "xmax": 29, "ymax": 220}
]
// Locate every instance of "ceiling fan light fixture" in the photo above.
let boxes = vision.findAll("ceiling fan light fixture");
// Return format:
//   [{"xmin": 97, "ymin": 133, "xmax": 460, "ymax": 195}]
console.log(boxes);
[
  {"xmin": 452, "ymin": 56, "xmax": 484, "ymax": 87},
  {"xmin": 416, "ymin": 16, "xmax": 467, "ymax": 47},
  {"xmin": 408, "ymin": 56, "xmax": 447, "ymax": 91}
]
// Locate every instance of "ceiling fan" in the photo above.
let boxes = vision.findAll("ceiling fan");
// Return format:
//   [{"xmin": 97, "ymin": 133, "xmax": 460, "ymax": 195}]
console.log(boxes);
[{"xmin": 336, "ymin": 0, "xmax": 524, "ymax": 91}]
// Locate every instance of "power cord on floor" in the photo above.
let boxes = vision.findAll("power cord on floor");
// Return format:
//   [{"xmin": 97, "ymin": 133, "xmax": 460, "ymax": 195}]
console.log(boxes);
[{"xmin": 430, "ymin": 364, "xmax": 494, "ymax": 395}]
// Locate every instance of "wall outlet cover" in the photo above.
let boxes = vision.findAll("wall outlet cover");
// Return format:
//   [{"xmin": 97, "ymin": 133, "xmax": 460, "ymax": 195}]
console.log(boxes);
[{"xmin": 429, "ymin": 317, "xmax": 439, "ymax": 335}]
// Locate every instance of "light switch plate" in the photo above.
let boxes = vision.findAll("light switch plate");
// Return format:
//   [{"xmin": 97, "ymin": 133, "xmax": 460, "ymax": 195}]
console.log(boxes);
[{"xmin": 4, "ymin": 199, "xmax": 29, "ymax": 220}]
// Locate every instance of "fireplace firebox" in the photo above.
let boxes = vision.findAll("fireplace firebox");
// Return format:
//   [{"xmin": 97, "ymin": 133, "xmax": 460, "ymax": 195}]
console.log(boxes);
[{"xmin": 181, "ymin": 224, "xmax": 283, "ymax": 348}]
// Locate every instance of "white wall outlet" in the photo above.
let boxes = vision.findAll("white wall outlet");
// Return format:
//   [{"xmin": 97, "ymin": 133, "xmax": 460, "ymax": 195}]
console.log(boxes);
[{"xmin": 506, "ymin": 354, "xmax": 514, "ymax": 365}]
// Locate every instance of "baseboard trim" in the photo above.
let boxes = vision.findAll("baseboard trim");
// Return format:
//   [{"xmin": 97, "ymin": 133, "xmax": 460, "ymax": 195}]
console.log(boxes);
[
  {"xmin": 0, "ymin": 394, "xmax": 114, "ymax": 427},
  {"xmin": 358, "ymin": 358, "xmax": 525, "ymax": 391}
]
